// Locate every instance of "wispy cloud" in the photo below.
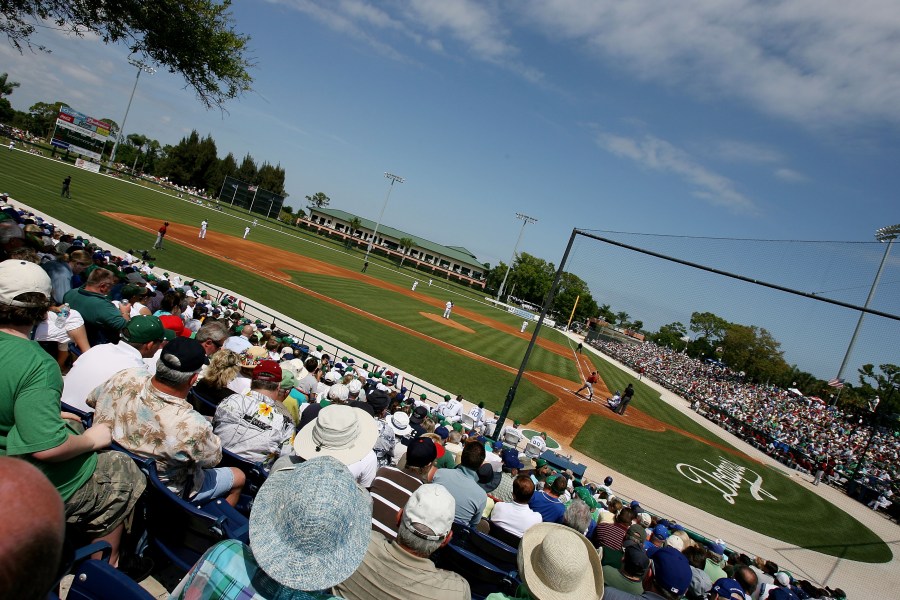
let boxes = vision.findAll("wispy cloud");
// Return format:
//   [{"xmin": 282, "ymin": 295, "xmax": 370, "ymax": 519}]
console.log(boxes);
[
  {"xmin": 774, "ymin": 168, "xmax": 807, "ymax": 183},
  {"xmin": 271, "ymin": 0, "xmax": 544, "ymax": 83},
  {"xmin": 709, "ymin": 140, "xmax": 783, "ymax": 164},
  {"xmin": 521, "ymin": 1, "xmax": 900, "ymax": 129},
  {"xmin": 594, "ymin": 130, "xmax": 759, "ymax": 214}
]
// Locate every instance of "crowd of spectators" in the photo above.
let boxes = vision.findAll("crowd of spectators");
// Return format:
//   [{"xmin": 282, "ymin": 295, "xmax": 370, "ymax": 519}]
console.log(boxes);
[
  {"xmin": 591, "ymin": 339, "xmax": 898, "ymax": 506},
  {"xmin": 0, "ymin": 197, "xmax": 857, "ymax": 598}
]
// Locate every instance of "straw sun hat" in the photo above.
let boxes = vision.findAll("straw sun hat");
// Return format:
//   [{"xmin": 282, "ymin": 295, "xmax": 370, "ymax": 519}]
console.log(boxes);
[{"xmin": 518, "ymin": 523, "xmax": 604, "ymax": 600}]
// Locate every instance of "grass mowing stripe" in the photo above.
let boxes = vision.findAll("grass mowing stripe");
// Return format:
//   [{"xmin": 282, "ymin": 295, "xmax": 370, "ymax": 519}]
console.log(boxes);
[
  {"xmin": 572, "ymin": 415, "xmax": 890, "ymax": 562},
  {"xmin": 287, "ymin": 271, "xmax": 580, "ymax": 380}
]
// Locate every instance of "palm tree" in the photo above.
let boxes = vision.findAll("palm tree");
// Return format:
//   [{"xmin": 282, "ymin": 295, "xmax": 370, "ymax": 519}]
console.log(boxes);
[
  {"xmin": 398, "ymin": 236, "xmax": 414, "ymax": 267},
  {"xmin": 0, "ymin": 73, "xmax": 20, "ymax": 99},
  {"xmin": 305, "ymin": 192, "xmax": 330, "ymax": 209},
  {"xmin": 615, "ymin": 311, "xmax": 630, "ymax": 328}
]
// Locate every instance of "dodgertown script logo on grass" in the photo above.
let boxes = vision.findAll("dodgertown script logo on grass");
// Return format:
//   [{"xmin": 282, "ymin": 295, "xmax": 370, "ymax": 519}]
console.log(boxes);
[{"xmin": 676, "ymin": 456, "xmax": 777, "ymax": 505}]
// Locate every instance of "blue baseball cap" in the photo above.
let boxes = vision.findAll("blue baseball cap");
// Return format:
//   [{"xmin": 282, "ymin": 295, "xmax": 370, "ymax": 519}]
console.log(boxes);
[
  {"xmin": 651, "ymin": 547, "xmax": 691, "ymax": 597},
  {"xmin": 708, "ymin": 542, "xmax": 726, "ymax": 556},
  {"xmin": 501, "ymin": 448, "xmax": 524, "ymax": 469},
  {"xmin": 435, "ymin": 426, "xmax": 450, "ymax": 440},
  {"xmin": 652, "ymin": 524, "xmax": 670, "ymax": 540},
  {"xmin": 711, "ymin": 578, "xmax": 745, "ymax": 599}
]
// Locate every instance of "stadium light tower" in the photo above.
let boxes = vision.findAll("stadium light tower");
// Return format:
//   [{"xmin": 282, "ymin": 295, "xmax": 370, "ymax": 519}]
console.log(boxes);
[
  {"xmin": 833, "ymin": 223, "xmax": 900, "ymax": 392},
  {"xmin": 496, "ymin": 213, "xmax": 538, "ymax": 302},
  {"xmin": 108, "ymin": 58, "xmax": 156, "ymax": 166},
  {"xmin": 364, "ymin": 172, "xmax": 404, "ymax": 263}
]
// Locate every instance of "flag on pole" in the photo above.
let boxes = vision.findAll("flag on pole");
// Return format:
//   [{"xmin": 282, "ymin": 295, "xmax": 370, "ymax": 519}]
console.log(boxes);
[
  {"xmin": 869, "ymin": 396, "xmax": 880, "ymax": 412},
  {"xmin": 248, "ymin": 185, "xmax": 258, "ymax": 192},
  {"xmin": 827, "ymin": 377, "xmax": 844, "ymax": 388}
]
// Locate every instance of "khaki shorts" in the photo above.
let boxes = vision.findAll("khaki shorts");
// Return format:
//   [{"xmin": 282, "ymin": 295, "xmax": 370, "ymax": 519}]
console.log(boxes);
[{"xmin": 65, "ymin": 451, "xmax": 146, "ymax": 537}]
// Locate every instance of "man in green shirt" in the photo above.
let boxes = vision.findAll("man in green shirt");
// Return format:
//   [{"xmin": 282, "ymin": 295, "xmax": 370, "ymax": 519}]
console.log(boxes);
[
  {"xmin": 64, "ymin": 266, "xmax": 130, "ymax": 345},
  {"xmin": 0, "ymin": 259, "xmax": 144, "ymax": 567},
  {"xmin": 603, "ymin": 540, "xmax": 649, "ymax": 595}
]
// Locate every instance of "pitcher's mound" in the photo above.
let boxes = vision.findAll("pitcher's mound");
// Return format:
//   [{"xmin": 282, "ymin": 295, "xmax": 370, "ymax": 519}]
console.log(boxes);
[{"xmin": 420, "ymin": 312, "xmax": 475, "ymax": 333}]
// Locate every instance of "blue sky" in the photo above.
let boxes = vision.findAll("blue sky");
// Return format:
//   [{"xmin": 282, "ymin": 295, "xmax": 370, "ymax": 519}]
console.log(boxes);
[{"xmin": 2, "ymin": 1, "xmax": 898, "ymax": 380}]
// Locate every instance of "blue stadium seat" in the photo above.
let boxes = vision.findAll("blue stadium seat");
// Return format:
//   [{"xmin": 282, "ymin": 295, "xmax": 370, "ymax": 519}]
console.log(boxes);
[
  {"xmin": 218, "ymin": 447, "xmax": 269, "ymax": 512},
  {"xmin": 61, "ymin": 401, "xmax": 93, "ymax": 428},
  {"xmin": 434, "ymin": 542, "xmax": 520, "ymax": 600},
  {"xmin": 187, "ymin": 387, "xmax": 219, "ymax": 417},
  {"xmin": 486, "ymin": 520, "xmax": 522, "ymax": 550},
  {"xmin": 111, "ymin": 443, "xmax": 250, "ymax": 574},
  {"xmin": 65, "ymin": 558, "xmax": 155, "ymax": 600},
  {"xmin": 466, "ymin": 527, "xmax": 518, "ymax": 573}
]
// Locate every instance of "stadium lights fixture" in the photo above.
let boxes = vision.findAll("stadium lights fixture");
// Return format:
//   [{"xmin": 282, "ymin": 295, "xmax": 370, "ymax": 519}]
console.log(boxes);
[
  {"xmin": 875, "ymin": 224, "xmax": 900, "ymax": 241},
  {"xmin": 497, "ymin": 212, "xmax": 538, "ymax": 302},
  {"xmin": 833, "ymin": 223, "xmax": 900, "ymax": 394},
  {"xmin": 108, "ymin": 58, "xmax": 157, "ymax": 166},
  {"xmin": 364, "ymin": 172, "xmax": 405, "ymax": 263}
]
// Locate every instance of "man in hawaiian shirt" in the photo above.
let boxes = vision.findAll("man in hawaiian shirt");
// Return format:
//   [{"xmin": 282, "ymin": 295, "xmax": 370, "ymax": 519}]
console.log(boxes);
[{"xmin": 88, "ymin": 337, "xmax": 245, "ymax": 505}]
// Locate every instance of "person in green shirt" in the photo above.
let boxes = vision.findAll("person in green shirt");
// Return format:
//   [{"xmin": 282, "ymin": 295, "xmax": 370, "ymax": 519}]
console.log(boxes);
[
  {"xmin": 63, "ymin": 266, "xmax": 130, "ymax": 345},
  {"xmin": 602, "ymin": 540, "xmax": 649, "ymax": 595},
  {"xmin": 0, "ymin": 259, "xmax": 144, "ymax": 567}
]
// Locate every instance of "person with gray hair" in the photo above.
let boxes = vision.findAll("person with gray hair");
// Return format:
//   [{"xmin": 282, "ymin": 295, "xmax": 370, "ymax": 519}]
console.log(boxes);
[
  {"xmin": 195, "ymin": 319, "xmax": 229, "ymax": 355},
  {"xmin": 88, "ymin": 337, "xmax": 245, "ymax": 505},
  {"xmin": 563, "ymin": 497, "xmax": 594, "ymax": 537},
  {"xmin": 334, "ymin": 483, "xmax": 470, "ymax": 600}
]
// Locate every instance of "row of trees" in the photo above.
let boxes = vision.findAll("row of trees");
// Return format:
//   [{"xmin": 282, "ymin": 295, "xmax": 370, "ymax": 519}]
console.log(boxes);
[{"xmin": 482, "ymin": 253, "xmax": 600, "ymax": 324}]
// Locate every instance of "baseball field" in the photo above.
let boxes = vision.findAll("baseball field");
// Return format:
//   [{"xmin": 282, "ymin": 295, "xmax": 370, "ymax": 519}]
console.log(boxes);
[{"xmin": 0, "ymin": 149, "xmax": 892, "ymax": 565}]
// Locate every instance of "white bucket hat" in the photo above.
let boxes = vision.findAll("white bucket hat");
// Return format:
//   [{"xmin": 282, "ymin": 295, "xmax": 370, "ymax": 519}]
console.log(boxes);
[
  {"xmin": 390, "ymin": 411, "xmax": 411, "ymax": 436},
  {"xmin": 518, "ymin": 523, "xmax": 604, "ymax": 600},
  {"xmin": 294, "ymin": 405, "xmax": 377, "ymax": 465}
]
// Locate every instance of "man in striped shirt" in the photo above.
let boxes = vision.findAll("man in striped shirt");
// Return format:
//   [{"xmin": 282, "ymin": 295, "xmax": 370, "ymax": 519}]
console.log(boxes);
[{"xmin": 370, "ymin": 437, "xmax": 437, "ymax": 540}]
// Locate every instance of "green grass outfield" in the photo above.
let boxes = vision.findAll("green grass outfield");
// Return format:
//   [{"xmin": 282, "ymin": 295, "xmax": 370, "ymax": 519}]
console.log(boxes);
[
  {"xmin": 2, "ymin": 148, "xmax": 889, "ymax": 562},
  {"xmin": 573, "ymin": 417, "xmax": 891, "ymax": 562}
]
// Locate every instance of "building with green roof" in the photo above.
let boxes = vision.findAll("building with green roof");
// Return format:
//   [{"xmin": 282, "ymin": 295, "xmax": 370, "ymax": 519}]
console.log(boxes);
[{"xmin": 305, "ymin": 207, "xmax": 485, "ymax": 285}]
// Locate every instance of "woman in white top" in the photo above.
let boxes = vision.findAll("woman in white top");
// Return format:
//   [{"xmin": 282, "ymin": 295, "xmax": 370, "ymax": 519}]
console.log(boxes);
[{"xmin": 122, "ymin": 284, "xmax": 152, "ymax": 317}]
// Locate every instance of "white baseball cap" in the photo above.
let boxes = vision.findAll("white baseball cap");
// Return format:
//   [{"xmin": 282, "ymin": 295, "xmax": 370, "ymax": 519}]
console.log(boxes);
[
  {"xmin": 402, "ymin": 484, "xmax": 455, "ymax": 540},
  {"xmin": 0, "ymin": 260, "xmax": 52, "ymax": 307}
]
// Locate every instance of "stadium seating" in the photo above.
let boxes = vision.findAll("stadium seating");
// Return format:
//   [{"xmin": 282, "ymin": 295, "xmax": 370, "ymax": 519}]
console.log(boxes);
[
  {"xmin": 187, "ymin": 387, "xmax": 219, "ymax": 417},
  {"xmin": 487, "ymin": 520, "xmax": 522, "ymax": 549},
  {"xmin": 65, "ymin": 557, "xmax": 155, "ymax": 600},
  {"xmin": 434, "ymin": 542, "xmax": 521, "ymax": 600},
  {"xmin": 111, "ymin": 443, "xmax": 249, "ymax": 573},
  {"xmin": 466, "ymin": 527, "xmax": 518, "ymax": 572}
]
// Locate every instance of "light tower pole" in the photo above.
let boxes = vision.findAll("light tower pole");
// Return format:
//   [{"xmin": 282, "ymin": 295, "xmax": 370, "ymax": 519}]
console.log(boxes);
[
  {"xmin": 364, "ymin": 172, "xmax": 404, "ymax": 263},
  {"xmin": 496, "ymin": 213, "xmax": 538, "ymax": 302},
  {"xmin": 833, "ymin": 224, "xmax": 900, "ymax": 399},
  {"xmin": 109, "ymin": 58, "xmax": 156, "ymax": 166}
]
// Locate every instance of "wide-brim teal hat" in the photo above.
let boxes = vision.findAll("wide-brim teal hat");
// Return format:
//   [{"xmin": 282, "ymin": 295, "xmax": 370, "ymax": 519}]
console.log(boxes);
[{"xmin": 250, "ymin": 455, "xmax": 372, "ymax": 590}]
